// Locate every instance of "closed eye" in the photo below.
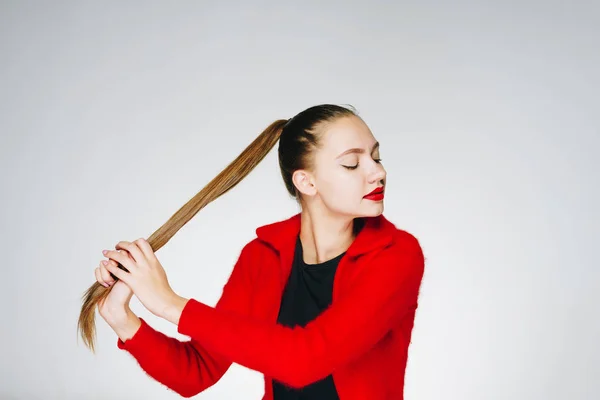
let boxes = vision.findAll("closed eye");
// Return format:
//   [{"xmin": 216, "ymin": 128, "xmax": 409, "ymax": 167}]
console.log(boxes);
[{"xmin": 342, "ymin": 158, "xmax": 382, "ymax": 170}]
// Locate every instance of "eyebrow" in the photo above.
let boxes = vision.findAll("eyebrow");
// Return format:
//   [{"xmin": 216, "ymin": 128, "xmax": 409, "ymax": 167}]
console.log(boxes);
[{"xmin": 336, "ymin": 141, "xmax": 380, "ymax": 159}]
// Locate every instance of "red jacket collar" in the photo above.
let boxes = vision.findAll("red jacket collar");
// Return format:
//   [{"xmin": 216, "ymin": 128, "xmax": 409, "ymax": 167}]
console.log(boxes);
[{"xmin": 255, "ymin": 213, "xmax": 396, "ymax": 258}]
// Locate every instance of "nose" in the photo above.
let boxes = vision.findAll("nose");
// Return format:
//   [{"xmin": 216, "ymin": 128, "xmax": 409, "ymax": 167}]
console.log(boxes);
[{"xmin": 368, "ymin": 161, "xmax": 386, "ymax": 185}]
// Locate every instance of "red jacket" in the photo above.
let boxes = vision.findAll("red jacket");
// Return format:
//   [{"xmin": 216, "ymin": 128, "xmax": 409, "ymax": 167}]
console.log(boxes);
[{"xmin": 117, "ymin": 213, "xmax": 425, "ymax": 399}]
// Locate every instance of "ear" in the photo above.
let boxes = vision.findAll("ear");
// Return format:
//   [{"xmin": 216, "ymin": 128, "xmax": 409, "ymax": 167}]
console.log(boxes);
[{"xmin": 292, "ymin": 169, "xmax": 317, "ymax": 197}]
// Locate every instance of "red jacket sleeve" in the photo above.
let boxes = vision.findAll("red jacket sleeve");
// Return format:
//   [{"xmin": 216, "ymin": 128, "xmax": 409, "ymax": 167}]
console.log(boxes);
[
  {"xmin": 176, "ymin": 234, "xmax": 425, "ymax": 389},
  {"xmin": 116, "ymin": 241, "xmax": 256, "ymax": 398}
]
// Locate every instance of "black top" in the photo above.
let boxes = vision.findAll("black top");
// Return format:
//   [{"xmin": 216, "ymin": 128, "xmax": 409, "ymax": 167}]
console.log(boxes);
[{"xmin": 272, "ymin": 235, "xmax": 345, "ymax": 400}]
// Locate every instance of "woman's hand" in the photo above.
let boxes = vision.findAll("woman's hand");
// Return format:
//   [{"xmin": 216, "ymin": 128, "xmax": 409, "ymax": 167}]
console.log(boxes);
[
  {"xmin": 101, "ymin": 238, "xmax": 180, "ymax": 319},
  {"xmin": 95, "ymin": 251, "xmax": 135, "ymax": 323}
]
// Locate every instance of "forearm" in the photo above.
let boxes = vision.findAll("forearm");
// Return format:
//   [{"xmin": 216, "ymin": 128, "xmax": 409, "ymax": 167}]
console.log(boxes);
[
  {"xmin": 105, "ymin": 307, "xmax": 142, "ymax": 342},
  {"xmin": 112, "ymin": 308, "xmax": 231, "ymax": 397},
  {"xmin": 160, "ymin": 294, "xmax": 189, "ymax": 326}
]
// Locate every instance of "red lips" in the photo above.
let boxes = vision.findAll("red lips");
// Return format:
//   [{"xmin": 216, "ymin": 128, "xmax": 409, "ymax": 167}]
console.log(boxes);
[{"xmin": 364, "ymin": 186, "xmax": 385, "ymax": 201}]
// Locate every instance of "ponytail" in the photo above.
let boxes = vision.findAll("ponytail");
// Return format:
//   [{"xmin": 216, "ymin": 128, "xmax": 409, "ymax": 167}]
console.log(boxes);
[{"xmin": 77, "ymin": 119, "xmax": 288, "ymax": 352}]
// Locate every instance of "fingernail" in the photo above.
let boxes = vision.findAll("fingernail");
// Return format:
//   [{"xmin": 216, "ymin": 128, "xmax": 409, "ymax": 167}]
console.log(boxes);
[
  {"xmin": 102, "ymin": 250, "xmax": 108, "ymax": 255},
  {"xmin": 102, "ymin": 260, "xmax": 108, "ymax": 266}
]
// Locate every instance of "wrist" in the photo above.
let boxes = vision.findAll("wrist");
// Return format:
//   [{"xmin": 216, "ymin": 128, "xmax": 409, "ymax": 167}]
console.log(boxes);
[
  {"xmin": 105, "ymin": 306, "xmax": 133, "ymax": 327},
  {"xmin": 110, "ymin": 309, "xmax": 141, "ymax": 342},
  {"xmin": 159, "ymin": 294, "xmax": 189, "ymax": 325}
]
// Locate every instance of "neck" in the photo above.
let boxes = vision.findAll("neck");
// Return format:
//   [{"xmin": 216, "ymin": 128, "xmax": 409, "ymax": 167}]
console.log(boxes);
[{"xmin": 299, "ymin": 207, "xmax": 356, "ymax": 264}]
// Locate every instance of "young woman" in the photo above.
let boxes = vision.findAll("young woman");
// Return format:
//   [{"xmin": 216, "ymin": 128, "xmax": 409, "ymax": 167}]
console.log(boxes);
[{"xmin": 79, "ymin": 104, "xmax": 425, "ymax": 399}]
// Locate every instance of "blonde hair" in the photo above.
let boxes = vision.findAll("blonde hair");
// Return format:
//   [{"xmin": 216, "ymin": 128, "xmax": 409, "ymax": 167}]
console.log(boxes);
[{"xmin": 78, "ymin": 104, "xmax": 357, "ymax": 352}]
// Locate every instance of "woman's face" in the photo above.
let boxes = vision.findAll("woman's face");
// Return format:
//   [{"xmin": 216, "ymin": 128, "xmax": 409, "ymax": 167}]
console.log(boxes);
[{"xmin": 295, "ymin": 115, "xmax": 387, "ymax": 218}]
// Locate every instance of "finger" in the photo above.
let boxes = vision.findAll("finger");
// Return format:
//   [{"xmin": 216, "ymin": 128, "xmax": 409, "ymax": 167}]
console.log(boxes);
[
  {"xmin": 99, "ymin": 260, "xmax": 116, "ymax": 285},
  {"xmin": 115, "ymin": 249, "xmax": 134, "ymax": 263},
  {"xmin": 115, "ymin": 241, "xmax": 145, "ymax": 265},
  {"xmin": 134, "ymin": 238, "xmax": 155, "ymax": 262},
  {"xmin": 104, "ymin": 261, "xmax": 131, "ymax": 284},
  {"xmin": 95, "ymin": 266, "xmax": 109, "ymax": 288},
  {"xmin": 110, "ymin": 250, "xmax": 132, "ymax": 280},
  {"xmin": 102, "ymin": 249, "xmax": 134, "ymax": 271},
  {"xmin": 121, "ymin": 249, "xmax": 135, "ymax": 261}
]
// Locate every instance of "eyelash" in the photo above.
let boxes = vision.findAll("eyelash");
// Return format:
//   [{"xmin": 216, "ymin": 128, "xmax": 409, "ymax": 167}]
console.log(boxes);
[{"xmin": 342, "ymin": 159, "xmax": 382, "ymax": 170}]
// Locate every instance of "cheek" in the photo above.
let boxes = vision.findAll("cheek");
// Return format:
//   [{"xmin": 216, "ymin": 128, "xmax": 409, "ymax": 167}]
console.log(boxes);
[{"xmin": 318, "ymin": 170, "xmax": 363, "ymax": 202}]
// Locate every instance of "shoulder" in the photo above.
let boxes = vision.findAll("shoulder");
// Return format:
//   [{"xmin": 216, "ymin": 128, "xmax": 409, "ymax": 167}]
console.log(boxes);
[
  {"xmin": 378, "ymin": 224, "xmax": 425, "ymax": 279},
  {"xmin": 391, "ymin": 228, "xmax": 423, "ymax": 256},
  {"xmin": 239, "ymin": 237, "xmax": 271, "ymax": 258},
  {"xmin": 376, "ymin": 214, "xmax": 424, "ymax": 258}
]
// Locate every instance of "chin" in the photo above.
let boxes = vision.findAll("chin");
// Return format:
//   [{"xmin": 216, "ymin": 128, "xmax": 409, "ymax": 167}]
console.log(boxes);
[
  {"xmin": 356, "ymin": 203, "xmax": 384, "ymax": 218},
  {"xmin": 366, "ymin": 209, "xmax": 384, "ymax": 217}
]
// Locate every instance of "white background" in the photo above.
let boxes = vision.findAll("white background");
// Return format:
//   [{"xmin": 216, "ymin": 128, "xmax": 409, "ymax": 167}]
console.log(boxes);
[{"xmin": 1, "ymin": 1, "xmax": 598, "ymax": 399}]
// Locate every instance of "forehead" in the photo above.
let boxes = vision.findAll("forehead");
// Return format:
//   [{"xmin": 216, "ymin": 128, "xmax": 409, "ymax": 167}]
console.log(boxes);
[{"xmin": 318, "ymin": 116, "xmax": 377, "ymax": 155}]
